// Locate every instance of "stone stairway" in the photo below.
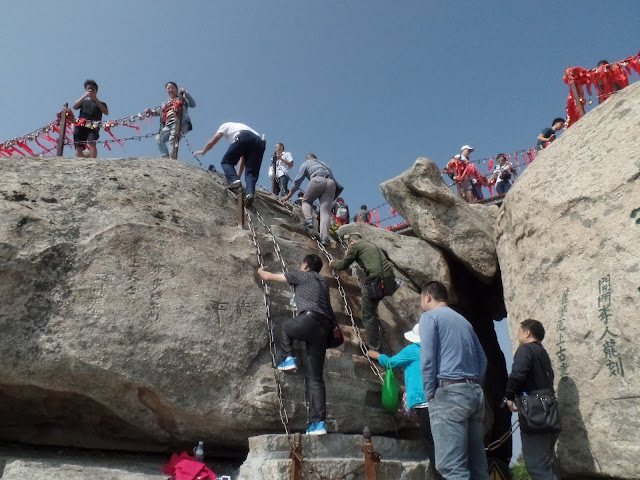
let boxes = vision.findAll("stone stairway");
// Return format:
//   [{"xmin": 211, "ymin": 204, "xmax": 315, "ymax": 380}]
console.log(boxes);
[{"xmin": 237, "ymin": 433, "xmax": 433, "ymax": 480}]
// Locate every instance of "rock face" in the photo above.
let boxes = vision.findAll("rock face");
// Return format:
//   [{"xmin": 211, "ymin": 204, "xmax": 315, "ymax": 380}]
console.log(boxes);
[
  {"xmin": 380, "ymin": 159, "xmax": 498, "ymax": 283},
  {"xmin": 496, "ymin": 82, "xmax": 640, "ymax": 478},
  {"xmin": 0, "ymin": 158, "xmax": 425, "ymax": 452}
]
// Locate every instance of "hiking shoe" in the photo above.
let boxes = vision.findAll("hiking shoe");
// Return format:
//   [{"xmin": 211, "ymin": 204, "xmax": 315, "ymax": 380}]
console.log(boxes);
[
  {"xmin": 245, "ymin": 193, "xmax": 255, "ymax": 207},
  {"xmin": 277, "ymin": 356, "xmax": 297, "ymax": 372},
  {"xmin": 320, "ymin": 238, "xmax": 331, "ymax": 247},
  {"xmin": 304, "ymin": 219, "xmax": 314, "ymax": 229},
  {"xmin": 228, "ymin": 180, "xmax": 242, "ymax": 191},
  {"xmin": 306, "ymin": 421, "xmax": 327, "ymax": 435}
]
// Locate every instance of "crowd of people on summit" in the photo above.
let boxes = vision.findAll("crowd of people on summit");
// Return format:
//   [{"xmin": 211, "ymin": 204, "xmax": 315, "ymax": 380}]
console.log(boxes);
[{"xmin": 68, "ymin": 75, "xmax": 580, "ymax": 479}]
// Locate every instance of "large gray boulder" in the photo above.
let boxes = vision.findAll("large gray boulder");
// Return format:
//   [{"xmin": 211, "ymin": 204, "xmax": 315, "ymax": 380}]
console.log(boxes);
[
  {"xmin": 496, "ymin": 82, "xmax": 640, "ymax": 478},
  {"xmin": 0, "ymin": 158, "xmax": 419, "ymax": 452},
  {"xmin": 380, "ymin": 158, "xmax": 498, "ymax": 283}
]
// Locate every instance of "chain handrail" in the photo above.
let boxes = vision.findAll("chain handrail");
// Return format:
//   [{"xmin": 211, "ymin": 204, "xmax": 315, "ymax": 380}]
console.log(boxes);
[{"xmin": 246, "ymin": 210, "xmax": 293, "ymax": 437}]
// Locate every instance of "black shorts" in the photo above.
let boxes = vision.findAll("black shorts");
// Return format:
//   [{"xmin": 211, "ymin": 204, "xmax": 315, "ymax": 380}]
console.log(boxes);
[{"xmin": 73, "ymin": 126, "xmax": 100, "ymax": 148}]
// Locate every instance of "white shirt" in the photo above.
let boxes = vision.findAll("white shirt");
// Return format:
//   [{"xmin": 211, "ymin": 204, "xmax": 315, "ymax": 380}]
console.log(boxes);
[
  {"xmin": 493, "ymin": 163, "xmax": 512, "ymax": 184},
  {"xmin": 216, "ymin": 122, "xmax": 259, "ymax": 142},
  {"xmin": 276, "ymin": 152, "xmax": 293, "ymax": 177}
]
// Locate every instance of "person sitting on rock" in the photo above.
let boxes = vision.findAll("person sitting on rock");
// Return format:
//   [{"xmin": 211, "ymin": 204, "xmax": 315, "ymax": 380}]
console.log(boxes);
[
  {"xmin": 367, "ymin": 325, "xmax": 445, "ymax": 480},
  {"xmin": 537, "ymin": 118, "xmax": 565, "ymax": 150},
  {"xmin": 195, "ymin": 122, "xmax": 266, "ymax": 207},
  {"xmin": 257, "ymin": 254, "xmax": 334, "ymax": 436},
  {"xmin": 145, "ymin": 82, "xmax": 196, "ymax": 159},
  {"xmin": 330, "ymin": 234, "xmax": 397, "ymax": 351}
]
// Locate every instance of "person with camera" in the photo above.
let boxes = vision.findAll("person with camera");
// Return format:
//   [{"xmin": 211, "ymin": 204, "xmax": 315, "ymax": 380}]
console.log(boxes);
[
  {"xmin": 72, "ymin": 79, "xmax": 109, "ymax": 158},
  {"xmin": 506, "ymin": 319, "xmax": 560, "ymax": 480},
  {"xmin": 489, "ymin": 153, "xmax": 516, "ymax": 195},
  {"xmin": 273, "ymin": 143, "xmax": 294, "ymax": 196}
]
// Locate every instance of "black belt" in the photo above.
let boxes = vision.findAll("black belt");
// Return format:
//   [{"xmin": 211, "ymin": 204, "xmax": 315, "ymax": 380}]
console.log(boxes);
[
  {"xmin": 438, "ymin": 378, "xmax": 478, "ymax": 387},
  {"xmin": 312, "ymin": 174, "xmax": 332, "ymax": 179}
]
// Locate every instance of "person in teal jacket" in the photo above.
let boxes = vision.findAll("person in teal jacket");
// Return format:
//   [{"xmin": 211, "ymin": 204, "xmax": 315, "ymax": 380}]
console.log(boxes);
[{"xmin": 367, "ymin": 324, "xmax": 444, "ymax": 480}]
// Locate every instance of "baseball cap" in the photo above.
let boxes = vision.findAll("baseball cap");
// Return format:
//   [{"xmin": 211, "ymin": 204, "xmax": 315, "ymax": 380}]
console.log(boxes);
[{"xmin": 461, "ymin": 145, "xmax": 474, "ymax": 152}]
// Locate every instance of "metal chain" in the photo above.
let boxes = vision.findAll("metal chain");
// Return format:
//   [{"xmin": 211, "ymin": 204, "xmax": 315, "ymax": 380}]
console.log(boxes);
[
  {"xmin": 182, "ymin": 134, "xmax": 240, "ymax": 202},
  {"xmin": 485, "ymin": 420, "xmax": 519, "ymax": 452},
  {"xmin": 259, "ymin": 188, "xmax": 383, "ymax": 382},
  {"xmin": 246, "ymin": 210, "xmax": 292, "ymax": 437}
]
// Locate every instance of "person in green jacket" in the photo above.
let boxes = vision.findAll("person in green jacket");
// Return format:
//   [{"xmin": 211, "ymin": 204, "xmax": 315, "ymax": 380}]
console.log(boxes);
[{"xmin": 330, "ymin": 234, "xmax": 397, "ymax": 350}]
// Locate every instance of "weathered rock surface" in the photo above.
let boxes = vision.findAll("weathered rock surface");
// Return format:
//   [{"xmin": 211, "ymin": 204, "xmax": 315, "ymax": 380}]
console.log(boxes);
[
  {"xmin": 0, "ymin": 158, "xmax": 422, "ymax": 452},
  {"xmin": 496, "ymin": 82, "xmax": 640, "ymax": 479},
  {"xmin": 380, "ymin": 159, "xmax": 498, "ymax": 282}
]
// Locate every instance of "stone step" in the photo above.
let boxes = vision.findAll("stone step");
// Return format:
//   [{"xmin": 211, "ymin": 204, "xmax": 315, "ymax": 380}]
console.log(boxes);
[{"xmin": 239, "ymin": 458, "xmax": 431, "ymax": 480}]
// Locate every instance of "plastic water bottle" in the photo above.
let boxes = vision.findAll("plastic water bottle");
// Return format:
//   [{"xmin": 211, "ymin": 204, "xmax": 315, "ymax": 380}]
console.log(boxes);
[
  {"xmin": 290, "ymin": 294, "xmax": 296, "ymax": 309},
  {"xmin": 193, "ymin": 441, "xmax": 204, "ymax": 462}
]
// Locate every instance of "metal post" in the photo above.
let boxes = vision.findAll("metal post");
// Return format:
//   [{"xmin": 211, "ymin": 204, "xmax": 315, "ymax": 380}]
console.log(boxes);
[
  {"xmin": 170, "ymin": 92, "xmax": 184, "ymax": 160},
  {"xmin": 569, "ymin": 79, "xmax": 586, "ymax": 119},
  {"xmin": 237, "ymin": 187, "xmax": 246, "ymax": 228},
  {"xmin": 271, "ymin": 154, "xmax": 278, "ymax": 194},
  {"xmin": 56, "ymin": 103, "xmax": 68, "ymax": 157},
  {"xmin": 290, "ymin": 432, "xmax": 303, "ymax": 480},
  {"xmin": 363, "ymin": 427, "xmax": 379, "ymax": 480}
]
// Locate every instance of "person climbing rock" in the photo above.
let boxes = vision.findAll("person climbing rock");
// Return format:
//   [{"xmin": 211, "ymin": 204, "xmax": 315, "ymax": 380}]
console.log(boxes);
[
  {"xmin": 282, "ymin": 154, "xmax": 339, "ymax": 246},
  {"xmin": 257, "ymin": 254, "xmax": 334, "ymax": 436},
  {"xmin": 330, "ymin": 234, "xmax": 397, "ymax": 351},
  {"xmin": 195, "ymin": 122, "xmax": 266, "ymax": 207}
]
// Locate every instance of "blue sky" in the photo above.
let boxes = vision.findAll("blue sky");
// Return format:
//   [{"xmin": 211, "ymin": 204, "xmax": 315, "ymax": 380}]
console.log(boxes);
[
  {"xmin": 2, "ymin": 0, "xmax": 639, "ymax": 462},
  {"xmin": 3, "ymin": 1, "xmax": 638, "ymax": 216}
]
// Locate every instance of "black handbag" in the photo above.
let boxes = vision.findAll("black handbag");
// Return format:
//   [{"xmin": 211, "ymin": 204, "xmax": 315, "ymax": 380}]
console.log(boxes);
[
  {"xmin": 327, "ymin": 315, "xmax": 344, "ymax": 348},
  {"xmin": 515, "ymin": 388, "xmax": 562, "ymax": 434},
  {"xmin": 333, "ymin": 180, "xmax": 344, "ymax": 200},
  {"xmin": 364, "ymin": 276, "xmax": 385, "ymax": 301}
]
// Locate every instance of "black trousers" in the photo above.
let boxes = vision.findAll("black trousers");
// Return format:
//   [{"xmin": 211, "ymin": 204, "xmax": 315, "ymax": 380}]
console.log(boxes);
[
  {"xmin": 282, "ymin": 311, "xmax": 329, "ymax": 424},
  {"xmin": 416, "ymin": 407, "xmax": 445, "ymax": 480}
]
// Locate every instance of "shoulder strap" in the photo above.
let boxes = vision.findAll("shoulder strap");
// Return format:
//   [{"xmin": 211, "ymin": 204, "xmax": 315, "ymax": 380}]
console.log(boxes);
[
  {"xmin": 313, "ymin": 160, "xmax": 334, "ymax": 179},
  {"xmin": 531, "ymin": 343, "xmax": 554, "ymax": 390}
]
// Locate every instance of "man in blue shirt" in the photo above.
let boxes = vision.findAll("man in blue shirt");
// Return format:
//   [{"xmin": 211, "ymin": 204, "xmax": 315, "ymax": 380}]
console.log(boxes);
[{"xmin": 419, "ymin": 281, "xmax": 488, "ymax": 480}]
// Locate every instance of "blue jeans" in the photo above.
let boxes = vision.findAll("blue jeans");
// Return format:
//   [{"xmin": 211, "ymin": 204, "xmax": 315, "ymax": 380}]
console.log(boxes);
[
  {"xmin": 429, "ymin": 383, "xmax": 488, "ymax": 480},
  {"xmin": 220, "ymin": 130, "xmax": 266, "ymax": 195},
  {"xmin": 521, "ymin": 432, "xmax": 559, "ymax": 480},
  {"xmin": 156, "ymin": 121, "xmax": 189, "ymax": 157},
  {"xmin": 496, "ymin": 181, "xmax": 511, "ymax": 195},
  {"xmin": 278, "ymin": 175, "xmax": 290, "ymax": 196}
]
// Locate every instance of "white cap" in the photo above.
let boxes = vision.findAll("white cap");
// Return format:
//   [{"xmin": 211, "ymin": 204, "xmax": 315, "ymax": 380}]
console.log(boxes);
[
  {"xmin": 404, "ymin": 324, "xmax": 420, "ymax": 344},
  {"xmin": 461, "ymin": 145, "xmax": 474, "ymax": 152}
]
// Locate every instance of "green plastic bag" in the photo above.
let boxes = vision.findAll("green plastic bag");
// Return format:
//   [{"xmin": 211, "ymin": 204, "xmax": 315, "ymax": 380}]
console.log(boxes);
[{"xmin": 381, "ymin": 368, "xmax": 400, "ymax": 412}]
